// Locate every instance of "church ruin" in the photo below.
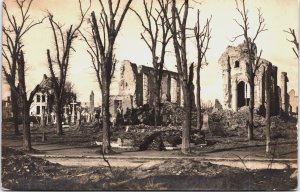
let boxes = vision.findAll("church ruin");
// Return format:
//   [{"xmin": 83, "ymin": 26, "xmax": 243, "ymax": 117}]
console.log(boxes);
[
  {"xmin": 219, "ymin": 41, "xmax": 289, "ymax": 116},
  {"xmin": 109, "ymin": 60, "xmax": 186, "ymax": 118}
]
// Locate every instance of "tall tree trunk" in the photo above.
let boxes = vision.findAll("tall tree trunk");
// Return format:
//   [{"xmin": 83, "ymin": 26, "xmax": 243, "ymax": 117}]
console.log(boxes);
[
  {"xmin": 154, "ymin": 83, "xmax": 161, "ymax": 126},
  {"xmin": 265, "ymin": 67, "xmax": 271, "ymax": 153},
  {"xmin": 182, "ymin": 84, "xmax": 191, "ymax": 154},
  {"xmin": 11, "ymin": 91, "xmax": 20, "ymax": 135},
  {"xmin": 102, "ymin": 80, "xmax": 111, "ymax": 154},
  {"xmin": 55, "ymin": 100, "xmax": 63, "ymax": 135},
  {"xmin": 157, "ymin": 94, "xmax": 161, "ymax": 126},
  {"xmin": 23, "ymin": 104, "xmax": 32, "ymax": 151},
  {"xmin": 248, "ymin": 81, "xmax": 255, "ymax": 140},
  {"xmin": 196, "ymin": 67, "xmax": 201, "ymax": 131}
]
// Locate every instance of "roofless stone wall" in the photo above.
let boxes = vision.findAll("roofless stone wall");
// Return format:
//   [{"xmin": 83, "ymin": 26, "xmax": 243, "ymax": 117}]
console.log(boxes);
[{"xmin": 218, "ymin": 41, "xmax": 287, "ymax": 116}]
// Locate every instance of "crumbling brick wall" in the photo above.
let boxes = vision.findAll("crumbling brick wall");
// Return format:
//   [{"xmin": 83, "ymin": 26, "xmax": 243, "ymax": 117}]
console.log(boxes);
[
  {"xmin": 289, "ymin": 89, "xmax": 298, "ymax": 114},
  {"xmin": 109, "ymin": 95, "xmax": 133, "ymax": 118},
  {"xmin": 110, "ymin": 60, "xmax": 185, "ymax": 116},
  {"xmin": 119, "ymin": 60, "xmax": 139, "ymax": 108}
]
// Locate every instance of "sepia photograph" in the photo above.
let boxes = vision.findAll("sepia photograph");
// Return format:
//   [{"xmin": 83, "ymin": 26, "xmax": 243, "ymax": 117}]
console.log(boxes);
[{"xmin": 1, "ymin": 0, "xmax": 298, "ymax": 190}]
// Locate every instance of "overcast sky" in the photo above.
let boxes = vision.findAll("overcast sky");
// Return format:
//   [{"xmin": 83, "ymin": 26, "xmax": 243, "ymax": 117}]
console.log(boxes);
[{"xmin": 2, "ymin": 0, "xmax": 298, "ymax": 106}]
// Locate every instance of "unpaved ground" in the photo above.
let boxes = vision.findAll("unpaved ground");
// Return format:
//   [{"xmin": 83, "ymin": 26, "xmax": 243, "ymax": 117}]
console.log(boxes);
[
  {"xmin": 1, "ymin": 118, "xmax": 298, "ymax": 190},
  {"xmin": 43, "ymin": 157, "xmax": 297, "ymax": 170},
  {"xmin": 2, "ymin": 121, "xmax": 297, "ymax": 159},
  {"xmin": 1, "ymin": 147, "xmax": 297, "ymax": 190}
]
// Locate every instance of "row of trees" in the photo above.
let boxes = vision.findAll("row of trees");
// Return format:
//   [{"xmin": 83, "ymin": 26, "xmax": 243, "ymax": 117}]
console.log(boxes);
[
  {"xmin": 2, "ymin": 0, "xmax": 45, "ymax": 150},
  {"xmin": 2, "ymin": 0, "xmax": 298, "ymax": 154},
  {"xmin": 2, "ymin": 0, "xmax": 90, "ymax": 150}
]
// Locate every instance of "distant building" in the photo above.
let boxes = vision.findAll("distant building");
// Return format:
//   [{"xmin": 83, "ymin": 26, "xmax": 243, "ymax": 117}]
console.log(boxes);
[{"xmin": 30, "ymin": 74, "xmax": 55, "ymax": 117}]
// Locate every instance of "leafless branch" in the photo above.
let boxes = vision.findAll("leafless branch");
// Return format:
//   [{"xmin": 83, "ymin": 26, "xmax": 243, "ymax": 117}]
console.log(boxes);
[
  {"xmin": 284, "ymin": 28, "xmax": 299, "ymax": 58},
  {"xmin": 2, "ymin": 0, "xmax": 45, "ymax": 121},
  {"xmin": 82, "ymin": 0, "xmax": 133, "ymax": 153},
  {"xmin": 233, "ymin": 0, "xmax": 268, "ymax": 141},
  {"xmin": 47, "ymin": 0, "xmax": 91, "ymax": 100}
]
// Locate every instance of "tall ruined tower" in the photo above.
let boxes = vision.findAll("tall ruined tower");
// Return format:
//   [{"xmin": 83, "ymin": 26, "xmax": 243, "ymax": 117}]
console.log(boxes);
[
  {"xmin": 90, "ymin": 91, "xmax": 94, "ymax": 113},
  {"xmin": 219, "ymin": 41, "xmax": 283, "ymax": 115}
]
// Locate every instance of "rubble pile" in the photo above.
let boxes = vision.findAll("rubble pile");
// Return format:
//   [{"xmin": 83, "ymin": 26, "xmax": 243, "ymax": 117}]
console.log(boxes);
[
  {"xmin": 268, "ymin": 116, "xmax": 297, "ymax": 139},
  {"xmin": 123, "ymin": 102, "xmax": 186, "ymax": 126},
  {"xmin": 113, "ymin": 104, "xmax": 297, "ymax": 151},
  {"xmin": 2, "ymin": 147, "xmax": 63, "ymax": 189},
  {"xmin": 151, "ymin": 159, "xmax": 237, "ymax": 176},
  {"xmin": 2, "ymin": 146, "xmax": 132, "ymax": 190},
  {"xmin": 113, "ymin": 124, "xmax": 206, "ymax": 151},
  {"xmin": 119, "ymin": 126, "xmax": 182, "ymax": 150},
  {"xmin": 2, "ymin": 147, "xmax": 61, "ymax": 177},
  {"xmin": 208, "ymin": 107, "xmax": 297, "ymax": 139},
  {"xmin": 161, "ymin": 102, "xmax": 185, "ymax": 126},
  {"xmin": 209, "ymin": 107, "xmax": 254, "ymax": 137},
  {"xmin": 123, "ymin": 105, "xmax": 154, "ymax": 125}
]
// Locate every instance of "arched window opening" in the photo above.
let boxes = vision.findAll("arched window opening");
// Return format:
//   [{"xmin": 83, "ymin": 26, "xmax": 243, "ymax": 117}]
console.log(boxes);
[{"xmin": 235, "ymin": 61, "xmax": 240, "ymax": 68}]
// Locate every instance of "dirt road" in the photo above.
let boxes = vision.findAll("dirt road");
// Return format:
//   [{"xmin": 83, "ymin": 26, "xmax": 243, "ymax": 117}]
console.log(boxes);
[{"xmin": 42, "ymin": 156, "xmax": 297, "ymax": 170}]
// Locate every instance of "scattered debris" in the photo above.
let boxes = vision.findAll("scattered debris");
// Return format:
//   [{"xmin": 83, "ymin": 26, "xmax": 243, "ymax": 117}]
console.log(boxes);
[{"xmin": 208, "ymin": 108, "xmax": 297, "ymax": 139}]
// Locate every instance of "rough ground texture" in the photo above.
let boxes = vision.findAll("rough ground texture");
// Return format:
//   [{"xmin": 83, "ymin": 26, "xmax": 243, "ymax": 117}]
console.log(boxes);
[
  {"xmin": 209, "ymin": 107, "xmax": 297, "ymax": 139},
  {"xmin": 1, "ymin": 147, "xmax": 297, "ymax": 190},
  {"xmin": 1, "ymin": 106, "xmax": 298, "ymax": 190}
]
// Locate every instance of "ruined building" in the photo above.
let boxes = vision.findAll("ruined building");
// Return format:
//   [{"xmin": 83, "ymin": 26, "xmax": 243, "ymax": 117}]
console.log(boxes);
[
  {"xmin": 109, "ymin": 60, "xmax": 186, "ymax": 117},
  {"xmin": 288, "ymin": 89, "xmax": 298, "ymax": 115},
  {"xmin": 219, "ymin": 41, "xmax": 289, "ymax": 116}
]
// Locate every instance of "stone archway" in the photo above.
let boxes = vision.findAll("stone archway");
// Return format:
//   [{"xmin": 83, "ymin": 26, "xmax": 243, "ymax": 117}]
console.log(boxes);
[{"xmin": 237, "ymin": 81, "xmax": 249, "ymax": 108}]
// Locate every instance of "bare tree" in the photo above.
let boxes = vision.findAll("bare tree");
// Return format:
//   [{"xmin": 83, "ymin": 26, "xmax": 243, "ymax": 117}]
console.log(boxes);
[
  {"xmin": 46, "ymin": 0, "xmax": 91, "ymax": 135},
  {"xmin": 80, "ymin": 0, "xmax": 133, "ymax": 154},
  {"xmin": 3, "ymin": 51, "xmax": 40, "ymax": 151},
  {"xmin": 131, "ymin": 0, "xmax": 172, "ymax": 126},
  {"xmin": 194, "ymin": 10, "xmax": 211, "ymax": 131},
  {"xmin": 2, "ymin": 0, "xmax": 45, "ymax": 135},
  {"xmin": 233, "ymin": 0, "xmax": 267, "ymax": 140},
  {"xmin": 159, "ymin": 0, "xmax": 194, "ymax": 154},
  {"xmin": 284, "ymin": 28, "xmax": 299, "ymax": 58},
  {"xmin": 265, "ymin": 64, "xmax": 271, "ymax": 153}
]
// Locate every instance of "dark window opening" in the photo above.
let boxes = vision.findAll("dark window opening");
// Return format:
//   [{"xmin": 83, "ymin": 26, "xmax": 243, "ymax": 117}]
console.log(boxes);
[
  {"xmin": 37, "ymin": 106, "xmax": 40, "ymax": 115},
  {"xmin": 235, "ymin": 61, "xmax": 240, "ymax": 68},
  {"xmin": 37, "ymin": 95, "xmax": 41, "ymax": 102},
  {"xmin": 42, "ymin": 95, "xmax": 46, "ymax": 102}
]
